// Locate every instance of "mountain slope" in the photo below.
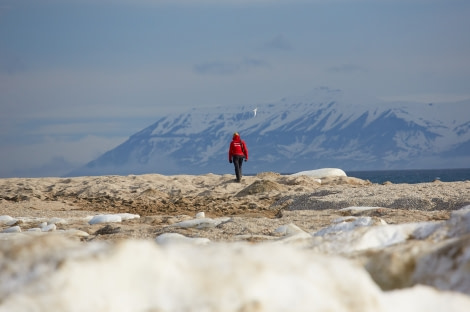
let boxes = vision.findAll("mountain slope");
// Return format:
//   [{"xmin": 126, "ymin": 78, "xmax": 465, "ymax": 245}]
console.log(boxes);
[{"xmin": 68, "ymin": 88, "xmax": 470, "ymax": 176}]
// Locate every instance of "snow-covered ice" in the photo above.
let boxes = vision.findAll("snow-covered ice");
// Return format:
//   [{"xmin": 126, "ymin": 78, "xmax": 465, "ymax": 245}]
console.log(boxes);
[
  {"xmin": 156, "ymin": 233, "xmax": 211, "ymax": 245},
  {"xmin": 314, "ymin": 216, "xmax": 378, "ymax": 236},
  {"xmin": 0, "ymin": 215, "xmax": 17, "ymax": 226},
  {"xmin": 1, "ymin": 226, "xmax": 21, "ymax": 233},
  {"xmin": 273, "ymin": 223, "xmax": 312, "ymax": 243},
  {"xmin": 88, "ymin": 213, "xmax": 140, "ymax": 225},
  {"xmin": 290, "ymin": 168, "xmax": 346, "ymax": 179}
]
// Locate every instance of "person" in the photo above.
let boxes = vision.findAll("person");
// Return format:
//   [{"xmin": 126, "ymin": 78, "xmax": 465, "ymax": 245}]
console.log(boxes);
[{"xmin": 228, "ymin": 132, "xmax": 249, "ymax": 182}]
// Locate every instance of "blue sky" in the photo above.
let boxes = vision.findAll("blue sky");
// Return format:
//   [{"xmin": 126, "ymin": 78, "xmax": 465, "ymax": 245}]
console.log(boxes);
[{"xmin": 1, "ymin": 0, "xmax": 469, "ymax": 177}]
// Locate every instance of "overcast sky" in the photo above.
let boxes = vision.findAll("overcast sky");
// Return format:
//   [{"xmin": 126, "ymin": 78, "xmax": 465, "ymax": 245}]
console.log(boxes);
[{"xmin": 1, "ymin": 0, "xmax": 469, "ymax": 177}]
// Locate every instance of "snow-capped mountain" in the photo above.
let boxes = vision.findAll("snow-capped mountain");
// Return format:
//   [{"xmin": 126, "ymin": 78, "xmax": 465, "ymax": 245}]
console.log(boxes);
[{"xmin": 68, "ymin": 87, "xmax": 470, "ymax": 176}]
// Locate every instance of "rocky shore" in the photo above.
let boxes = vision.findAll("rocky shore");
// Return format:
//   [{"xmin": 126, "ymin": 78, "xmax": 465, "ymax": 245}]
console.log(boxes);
[
  {"xmin": 1, "ymin": 172, "xmax": 468, "ymax": 241},
  {"xmin": 1, "ymin": 171, "xmax": 470, "ymax": 311}
]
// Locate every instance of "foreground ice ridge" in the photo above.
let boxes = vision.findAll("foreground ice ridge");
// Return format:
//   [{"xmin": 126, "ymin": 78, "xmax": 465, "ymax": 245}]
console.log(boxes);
[
  {"xmin": 1, "ymin": 235, "xmax": 470, "ymax": 312},
  {"xmin": 0, "ymin": 206, "xmax": 470, "ymax": 311}
]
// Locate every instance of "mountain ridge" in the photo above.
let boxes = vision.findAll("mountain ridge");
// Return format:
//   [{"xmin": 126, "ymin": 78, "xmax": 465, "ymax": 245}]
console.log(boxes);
[{"xmin": 68, "ymin": 88, "xmax": 470, "ymax": 176}]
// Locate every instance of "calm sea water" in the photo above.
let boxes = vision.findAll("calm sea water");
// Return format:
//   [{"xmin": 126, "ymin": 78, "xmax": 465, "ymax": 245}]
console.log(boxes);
[{"xmin": 346, "ymin": 168, "xmax": 470, "ymax": 184}]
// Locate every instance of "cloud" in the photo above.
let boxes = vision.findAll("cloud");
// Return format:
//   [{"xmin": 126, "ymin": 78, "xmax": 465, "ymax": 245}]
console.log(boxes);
[
  {"xmin": 0, "ymin": 134, "xmax": 126, "ymax": 178},
  {"xmin": 7, "ymin": 0, "xmax": 316, "ymax": 8},
  {"xmin": 0, "ymin": 48, "xmax": 27, "ymax": 75},
  {"xmin": 243, "ymin": 58, "xmax": 269, "ymax": 68},
  {"xmin": 31, "ymin": 120, "xmax": 134, "ymax": 137},
  {"xmin": 264, "ymin": 34, "xmax": 292, "ymax": 51},
  {"xmin": 0, "ymin": 66, "xmax": 192, "ymax": 120},
  {"xmin": 193, "ymin": 62, "xmax": 240, "ymax": 75},
  {"xmin": 378, "ymin": 94, "xmax": 470, "ymax": 103},
  {"xmin": 6, "ymin": 156, "xmax": 77, "ymax": 178},
  {"xmin": 193, "ymin": 58, "xmax": 269, "ymax": 76},
  {"xmin": 328, "ymin": 64, "xmax": 368, "ymax": 74}
]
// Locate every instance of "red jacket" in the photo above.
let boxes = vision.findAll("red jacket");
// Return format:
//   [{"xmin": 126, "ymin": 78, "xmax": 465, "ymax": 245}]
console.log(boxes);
[{"xmin": 228, "ymin": 134, "xmax": 248, "ymax": 161}]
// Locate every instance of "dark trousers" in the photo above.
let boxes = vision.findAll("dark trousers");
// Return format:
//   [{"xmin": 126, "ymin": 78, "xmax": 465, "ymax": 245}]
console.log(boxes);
[{"xmin": 232, "ymin": 155, "xmax": 244, "ymax": 181}]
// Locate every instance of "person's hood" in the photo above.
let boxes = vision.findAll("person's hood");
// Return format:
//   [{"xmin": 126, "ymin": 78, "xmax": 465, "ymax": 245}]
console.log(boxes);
[{"xmin": 232, "ymin": 132, "xmax": 241, "ymax": 141}]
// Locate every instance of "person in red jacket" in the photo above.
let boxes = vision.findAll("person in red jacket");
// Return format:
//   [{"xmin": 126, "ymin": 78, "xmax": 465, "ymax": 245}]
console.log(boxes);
[{"xmin": 228, "ymin": 132, "xmax": 249, "ymax": 182}]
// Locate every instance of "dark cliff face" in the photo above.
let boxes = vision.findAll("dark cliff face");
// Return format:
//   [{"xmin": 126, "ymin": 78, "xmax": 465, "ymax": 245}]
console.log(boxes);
[{"xmin": 67, "ymin": 90, "xmax": 470, "ymax": 176}]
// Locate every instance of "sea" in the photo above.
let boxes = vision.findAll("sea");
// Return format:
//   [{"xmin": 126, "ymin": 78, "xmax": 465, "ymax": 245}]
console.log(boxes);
[{"xmin": 345, "ymin": 168, "xmax": 470, "ymax": 184}]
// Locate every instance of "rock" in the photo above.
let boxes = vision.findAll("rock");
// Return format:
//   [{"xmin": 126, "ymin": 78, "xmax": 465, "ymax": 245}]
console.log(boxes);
[
  {"xmin": 235, "ymin": 180, "xmax": 286, "ymax": 197},
  {"xmin": 94, "ymin": 225, "xmax": 121, "ymax": 235}
]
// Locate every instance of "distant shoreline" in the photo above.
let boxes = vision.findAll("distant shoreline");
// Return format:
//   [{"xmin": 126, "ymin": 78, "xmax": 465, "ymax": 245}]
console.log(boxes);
[
  {"xmin": 239, "ymin": 168, "xmax": 470, "ymax": 184},
  {"xmin": 2, "ymin": 167, "xmax": 470, "ymax": 184},
  {"xmin": 345, "ymin": 168, "xmax": 470, "ymax": 184}
]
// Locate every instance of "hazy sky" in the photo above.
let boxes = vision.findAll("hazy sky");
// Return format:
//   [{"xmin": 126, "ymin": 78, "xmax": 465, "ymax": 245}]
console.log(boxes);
[{"xmin": 1, "ymin": 0, "xmax": 469, "ymax": 177}]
